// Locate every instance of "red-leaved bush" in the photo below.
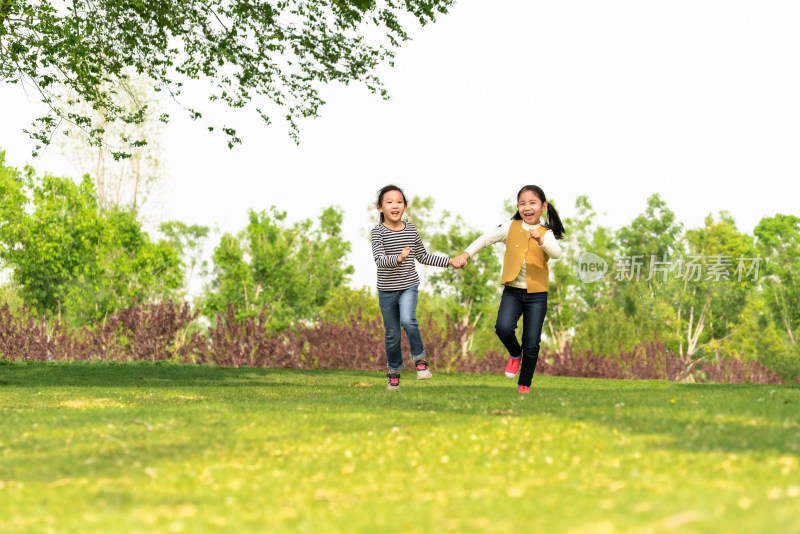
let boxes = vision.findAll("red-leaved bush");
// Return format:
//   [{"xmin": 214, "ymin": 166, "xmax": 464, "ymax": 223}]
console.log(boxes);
[
  {"xmin": 0, "ymin": 302, "xmax": 786, "ymax": 384},
  {"xmin": 0, "ymin": 303, "xmax": 62, "ymax": 361},
  {"xmin": 0, "ymin": 302, "xmax": 205, "ymax": 363},
  {"xmin": 204, "ymin": 305, "xmax": 385, "ymax": 369},
  {"xmin": 203, "ymin": 307, "xmax": 473, "ymax": 372}
]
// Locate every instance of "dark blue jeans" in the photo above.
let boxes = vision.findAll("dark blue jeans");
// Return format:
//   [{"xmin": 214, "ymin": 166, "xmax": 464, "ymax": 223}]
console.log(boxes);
[
  {"xmin": 495, "ymin": 287, "xmax": 548, "ymax": 386},
  {"xmin": 378, "ymin": 286, "xmax": 427, "ymax": 373}
]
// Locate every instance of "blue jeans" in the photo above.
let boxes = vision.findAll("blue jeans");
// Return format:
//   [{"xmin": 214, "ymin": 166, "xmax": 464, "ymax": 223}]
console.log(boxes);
[
  {"xmin": 378, "ymin": 286, "xmax": 427, "ymax": 373},
  {"xmin": 495, "ymin": 287, "xmax": 548, "ymax": 386}
]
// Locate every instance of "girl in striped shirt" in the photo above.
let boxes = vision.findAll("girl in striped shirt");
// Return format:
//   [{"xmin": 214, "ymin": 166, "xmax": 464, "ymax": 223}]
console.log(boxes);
[{"xmin": 371, "ymin": 185, "xmax": 454, "ymax": 390}]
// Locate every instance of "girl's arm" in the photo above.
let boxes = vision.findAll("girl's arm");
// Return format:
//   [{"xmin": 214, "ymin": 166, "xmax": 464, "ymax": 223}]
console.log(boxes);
[
  {"xmin": 412, "ymin": 230, "xmax": 450, "ymax": 268},
  {"xmin": 539, "ymin": 230, "xmax": 562, "ymax": 259},
  {"xmin": 371, "ymin": 227, "xmax": 401, "ymax": 267},
  {"xmin": 460, "ymin": 221, "xmax": 510, "ymax": 260}
]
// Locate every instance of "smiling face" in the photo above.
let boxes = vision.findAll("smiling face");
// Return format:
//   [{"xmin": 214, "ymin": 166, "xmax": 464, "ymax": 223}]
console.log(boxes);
[
  {"xmin": 517, "ymin": 189, "xmax": 547, "ymax": 225},
  {"xmin": 378, "ymin": 190, "xmax": 407, "ymax": 226}
]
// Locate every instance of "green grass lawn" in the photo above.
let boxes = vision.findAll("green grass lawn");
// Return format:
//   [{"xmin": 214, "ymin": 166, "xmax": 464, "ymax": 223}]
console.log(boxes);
[{"xmin": 1, "ymin": 362, "xmax": 798, "ymax": 533}]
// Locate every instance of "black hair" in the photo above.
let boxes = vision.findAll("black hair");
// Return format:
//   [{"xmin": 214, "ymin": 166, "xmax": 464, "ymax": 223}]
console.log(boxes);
[
  {"xmin": 376, "ymin": 184, "xmax": 408, "ymax": 223},
  {"xmin": 512, "ymin": 185, "xmax": 565, "ymax": 239}
]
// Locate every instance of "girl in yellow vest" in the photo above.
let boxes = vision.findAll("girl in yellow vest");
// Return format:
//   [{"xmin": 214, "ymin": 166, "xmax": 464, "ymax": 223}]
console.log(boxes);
[{"xmin": 453, "ymin": 185, "xmax": 564, "ymax": 393}]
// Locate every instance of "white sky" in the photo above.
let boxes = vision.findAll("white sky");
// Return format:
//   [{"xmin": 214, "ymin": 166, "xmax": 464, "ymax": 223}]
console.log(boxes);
[{"xmin": 1, "ymin": 0, "xmax": 799, "ymax": 290}]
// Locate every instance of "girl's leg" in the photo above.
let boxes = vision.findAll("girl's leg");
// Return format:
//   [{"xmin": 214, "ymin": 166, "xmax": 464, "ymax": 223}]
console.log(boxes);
[
  {"xmin": 494, "ymin": 286, "xmax": 524, "ymax": 356},
  {"xmin": 398, "ymin": 286, "xmax": 426, "ymax": 362},
  {"xmin": 518, "ymin": 292, "xmax": 548, "ymax": 388},
  {"xmin": 378, "ymin": 290, "xmax": 404, "ymax": 373}
]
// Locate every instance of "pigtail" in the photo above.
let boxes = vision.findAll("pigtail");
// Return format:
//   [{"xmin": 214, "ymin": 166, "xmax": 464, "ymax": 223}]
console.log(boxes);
[{"xmin": 543, "ymin": 201, "xmax": 565, "ymax": 240}]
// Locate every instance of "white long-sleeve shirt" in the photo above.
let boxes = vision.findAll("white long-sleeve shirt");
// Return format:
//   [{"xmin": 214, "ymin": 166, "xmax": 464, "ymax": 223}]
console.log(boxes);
[{"xmin": 464, "ymin": 220, "xmax": 562, "ymax": 289}]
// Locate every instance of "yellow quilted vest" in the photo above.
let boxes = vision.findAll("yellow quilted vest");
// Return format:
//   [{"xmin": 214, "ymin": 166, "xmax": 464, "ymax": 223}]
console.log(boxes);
[{"xmin": 501, "ymin": 219, "xmax": 550, "ymax": 293}]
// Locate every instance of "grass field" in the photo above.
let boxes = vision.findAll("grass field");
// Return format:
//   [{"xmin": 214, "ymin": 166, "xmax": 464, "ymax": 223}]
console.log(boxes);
[{"xmin": 1, "ymin": 361, "xmax": 798, "ymax": 533}]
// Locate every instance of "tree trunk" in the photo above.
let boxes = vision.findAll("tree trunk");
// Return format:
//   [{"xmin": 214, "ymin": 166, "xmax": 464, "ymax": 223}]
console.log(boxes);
[
  {"xmin": 784, "ymin": 316, "xmax": 796, "ymax": 346},
  {"xmin": 686, "ymin": 297, "xmax": 710, "ymax": 357},
  {"xmin": 96, "ymin": 146, "xmax": 106, "ymax": 210},
  {"xmin": 681, "ymin": 295, "xmax": 711, "ymax": 379},
  {"xmin": 132, "ymin": 153, "xmax": 141, "ymax": 210}
]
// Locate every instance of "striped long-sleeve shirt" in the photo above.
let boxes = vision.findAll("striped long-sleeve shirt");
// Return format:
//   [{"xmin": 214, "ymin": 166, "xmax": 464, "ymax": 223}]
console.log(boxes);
[{"xmin": 371, "ymin": 221, "xmax": 450, "ymax": 291}]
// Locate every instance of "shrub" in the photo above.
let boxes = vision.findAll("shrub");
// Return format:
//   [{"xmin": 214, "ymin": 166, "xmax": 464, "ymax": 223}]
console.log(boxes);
[
  {"xmin": 0, "ymin": 301, "xmax": 205, "ymax": 362},
  {"xmin": 0, "ymin": 303, "xmax": 786, "ymax": 384}
]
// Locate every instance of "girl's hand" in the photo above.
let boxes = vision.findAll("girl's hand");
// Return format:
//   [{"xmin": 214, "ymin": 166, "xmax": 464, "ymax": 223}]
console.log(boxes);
[
  {"xmin": 450, "ymin": 252, "xmax": 469, "ymax": 269},
  {"xmin": 398, "ymin": 247, "xmax": 412, "ymax": 263},
  {"xmin": 529, "ymin": 228, "xmax": 544, "ymax": 246}
]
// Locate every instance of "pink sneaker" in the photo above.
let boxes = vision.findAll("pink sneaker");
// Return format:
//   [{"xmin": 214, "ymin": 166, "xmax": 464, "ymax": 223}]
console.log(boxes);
[
  {"xmin": 518, "ymin": 385, "xmax": 530, "ymax": 394},
  {"xmin": 387, "ymin": 373, "xmax": 401, "ymax": 390},
  {"xmin": 504, "ymin": 356, "xmax": 521, "ymax": 378}
]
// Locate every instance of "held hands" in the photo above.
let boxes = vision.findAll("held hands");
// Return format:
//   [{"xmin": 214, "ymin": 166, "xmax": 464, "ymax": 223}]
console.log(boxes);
[
  {"xmin": 398, "ymin": 247, "xmax": 412, "ymax": 263},
  {"xmin": 529, "ymin": 228, "xmax": 544, "ymax": 246},
  {"xmin": 449, "ymin": 252, "xmax": 470, "ymax": 269}
]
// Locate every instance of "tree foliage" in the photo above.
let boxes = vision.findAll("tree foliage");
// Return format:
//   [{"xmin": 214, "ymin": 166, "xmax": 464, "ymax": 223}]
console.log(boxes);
[
  {"xmin": 754, "ymin": 214, "xmax": 800, "ymax": 348},
  {"xmin": 318, "ymin": 285, "xmax": 380, "ymax": 324},
  {"xmin": 549, "ymin": 195, "xmax": 618, "ymax": 351},
  {"xmin": 0, "ymin": 150, "xmax": 183, "ymax": 324},
  {"xmin": 731, "ymin": 292, "xmax": 800, "ymax": 383},
  {"xmin": 570, "ymin": 198, "xmax": 765, "ymax": 368},
  {"xmin": 617, "ymin": 193, "xmax": 683, "ymax": 260},
  {"xmin": 683, "ymin": 212, "xmax": 757, "ymax": 344},
  {"xmin": 204, "ymin": 206, "xmax": 353, "ymax": 329},
  {"xmin": 0, "ymin": 0, "xmax": 453, "ymax": 157}
]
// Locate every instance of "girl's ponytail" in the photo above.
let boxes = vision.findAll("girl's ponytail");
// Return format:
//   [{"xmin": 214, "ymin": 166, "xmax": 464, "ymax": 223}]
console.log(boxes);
[{"xmin": 544, "ymin": 201, "xmax": 565, "ymax": 240}]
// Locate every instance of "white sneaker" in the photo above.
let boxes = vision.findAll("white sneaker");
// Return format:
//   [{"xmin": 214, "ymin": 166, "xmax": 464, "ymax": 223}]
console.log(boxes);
[{"xmin": 416, "ymin": 361, "xmax": 432, "ymax": 380}]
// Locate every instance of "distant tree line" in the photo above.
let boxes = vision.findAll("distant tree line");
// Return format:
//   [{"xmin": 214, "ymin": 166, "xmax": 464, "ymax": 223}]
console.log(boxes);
[{"xmin": 0, "ymin": 150, "xmax": 797, "ymax": 383}]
